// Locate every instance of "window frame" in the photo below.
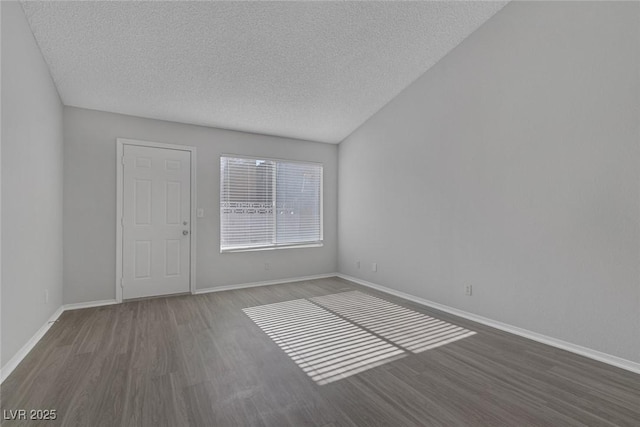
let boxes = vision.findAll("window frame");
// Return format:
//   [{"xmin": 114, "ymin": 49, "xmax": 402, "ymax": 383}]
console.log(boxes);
[{"xmin": 219, "ymin": 154, "xmax": 324, "ymax": 253}]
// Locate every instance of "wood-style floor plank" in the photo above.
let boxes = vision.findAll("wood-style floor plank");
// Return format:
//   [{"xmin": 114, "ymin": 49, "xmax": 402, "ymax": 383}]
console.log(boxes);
[{"xmin": 2, "ymin": 277, "xmax": 639, "ymax": 426}]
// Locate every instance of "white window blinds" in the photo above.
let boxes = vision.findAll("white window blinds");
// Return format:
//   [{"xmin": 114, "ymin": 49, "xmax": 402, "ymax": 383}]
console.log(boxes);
[{"xmin": 220, "ymin": 156, "xmax": 322, "ymax": 251}]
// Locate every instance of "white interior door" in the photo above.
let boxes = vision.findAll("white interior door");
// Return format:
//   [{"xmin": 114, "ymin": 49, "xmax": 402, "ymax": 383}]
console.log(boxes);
[{"xmin": 122, "ymin": 144, "xmax": 191, "ymax": 299}]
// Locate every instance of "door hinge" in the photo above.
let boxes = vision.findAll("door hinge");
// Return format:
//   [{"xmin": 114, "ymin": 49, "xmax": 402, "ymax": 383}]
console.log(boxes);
[
  {"xmin": 121, "ymin": 216, "xmax": 124, "ymax": 227},
  {"xmin": 121, "ymin": 156, "xmax": 126, "ymax": 166},
  {"xmin": 120, "ymin": 278, "xmax": 124, "ymax": 288}
]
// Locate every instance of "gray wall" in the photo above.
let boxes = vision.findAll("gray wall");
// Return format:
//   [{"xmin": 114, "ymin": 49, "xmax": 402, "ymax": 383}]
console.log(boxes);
[
  {"xmin": 63, "ymin": 107, "xmax": 338, "ymax": 304},
  {"xmin": 338, "ymin": 1, "xmax": 640, "ymax": 363},
  {"xmin": 1, "ymin": 2, "xmax": 64, "ymax": 366}
]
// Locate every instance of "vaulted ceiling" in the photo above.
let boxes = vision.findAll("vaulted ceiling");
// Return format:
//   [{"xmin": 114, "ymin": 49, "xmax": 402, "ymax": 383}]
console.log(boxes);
[{"xmin": 21, "ymin": 1, "xmax": 507, "ymax": 144}]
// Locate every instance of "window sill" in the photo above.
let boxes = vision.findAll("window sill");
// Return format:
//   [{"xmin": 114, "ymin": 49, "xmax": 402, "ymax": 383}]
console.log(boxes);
[{"xmin": 220, "ymin": 242, "xmax": 323, "ymax": 254}]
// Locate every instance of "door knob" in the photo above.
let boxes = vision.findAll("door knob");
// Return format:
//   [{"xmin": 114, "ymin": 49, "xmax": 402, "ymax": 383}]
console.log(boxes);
[{"xmin": 183, "ymin": 230, "xmax": 189, "ymax": 236}]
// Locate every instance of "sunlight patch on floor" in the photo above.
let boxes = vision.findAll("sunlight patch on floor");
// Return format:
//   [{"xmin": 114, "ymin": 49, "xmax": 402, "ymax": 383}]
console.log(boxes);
[
  {"xmin": 311, "ymin": 291, "xmax": 476, "ymax": 353},
  {"xmin": 243, "ymin": 299, "xmax": 405, "ymax": 385}
]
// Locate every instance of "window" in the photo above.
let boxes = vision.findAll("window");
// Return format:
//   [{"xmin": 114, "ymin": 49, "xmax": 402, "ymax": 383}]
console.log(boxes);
[{"xmin": 220, "ymin": 156, "xmax": 323, "ymax": 252}]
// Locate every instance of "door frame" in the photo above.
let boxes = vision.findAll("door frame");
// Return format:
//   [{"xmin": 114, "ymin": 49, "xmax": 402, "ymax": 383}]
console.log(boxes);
[{"xmin": 116, "ymin": 138, "xmax": 197, "ymax": 303}]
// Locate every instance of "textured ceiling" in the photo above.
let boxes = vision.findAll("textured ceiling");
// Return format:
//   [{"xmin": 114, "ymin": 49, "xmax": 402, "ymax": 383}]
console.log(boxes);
[{"xmin": 21, "ymin": 1, "xmax": 507, "ymax": 144}]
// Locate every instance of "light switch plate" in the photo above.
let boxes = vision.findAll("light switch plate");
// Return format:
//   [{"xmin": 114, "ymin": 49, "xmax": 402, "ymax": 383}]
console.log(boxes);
[{"xmin": 197, "ymin": 208, "xmax": 204, "ymax": 218}]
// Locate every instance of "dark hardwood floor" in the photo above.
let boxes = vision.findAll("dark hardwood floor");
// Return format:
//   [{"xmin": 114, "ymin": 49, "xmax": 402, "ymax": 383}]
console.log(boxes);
[{"xmin": 2, "ymin": 277, "xmax": 639, "ymax": 426}]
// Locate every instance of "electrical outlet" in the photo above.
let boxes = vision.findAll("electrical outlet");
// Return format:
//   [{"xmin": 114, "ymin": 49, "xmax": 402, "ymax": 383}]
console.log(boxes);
[
  {"xmin": 465, "ymin": 285, "xmax": 472, "ymax": 296},
  {"xmin": 264, "ymin": 263, "xmax": 270, "ymax": 271},
  {"xmin": 44, "ymin": 290, "xmax": 49, "ymax": 304},
  {"xmin": 356, "ymin": 260, "xmax": 360, "ymax": 269},
  {"xmin": 372, "ymin": 263, "xmax": 377, "ymax": 272}
]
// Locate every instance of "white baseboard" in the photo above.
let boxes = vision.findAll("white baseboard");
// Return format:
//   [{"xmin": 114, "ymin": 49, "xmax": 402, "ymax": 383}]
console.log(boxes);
[
  {"xmin": 1, "ymin": 274, "xmax": 337, "ymax": 383},
  {"xmin": 0, "ymin": 306, "xmax": 64, "ymax": 383},
  {"xmin": 63, "ymin": 299, "xmax": 118, "ymax": 311},
  {"xmin": 6, "ymin": 273, "xmax": 636, "ymax": 385},
  {"xmin": 337, "ymin": 273, "xmax": 640, "ymax": 375},
  {"xmin": 1, "ymin": 299, "xmax": 119, "ymax": 384},
  {"xmin": 194, "ymin": 273, "xmax": 338, "ymax": 295}
]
